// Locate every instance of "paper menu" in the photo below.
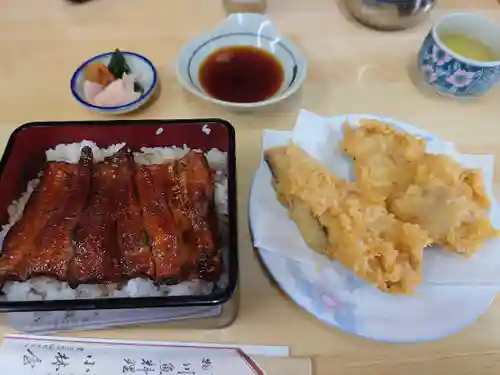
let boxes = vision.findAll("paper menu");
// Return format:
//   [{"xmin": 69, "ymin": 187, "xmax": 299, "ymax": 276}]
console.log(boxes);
[{"xmin": 0, "ymin": 334, "xmax": 290, "ymax": 375}]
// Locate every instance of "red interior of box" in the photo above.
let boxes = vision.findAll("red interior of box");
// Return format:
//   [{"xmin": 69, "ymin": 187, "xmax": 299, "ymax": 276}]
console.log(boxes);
[{"xmin": 0, "ymin": 120, "xmax": 231, "ymax": 226}]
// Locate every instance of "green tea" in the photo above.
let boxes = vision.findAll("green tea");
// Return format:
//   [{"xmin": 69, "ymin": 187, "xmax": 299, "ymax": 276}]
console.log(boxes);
[{"xmin": 439, "ymin": 33, "xmax": 498, "ymax": 62}]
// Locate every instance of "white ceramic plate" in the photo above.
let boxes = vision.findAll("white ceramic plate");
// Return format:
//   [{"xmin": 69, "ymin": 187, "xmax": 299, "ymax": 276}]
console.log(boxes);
[
  {"xmin": 256, "ymin": 248, "xmax": 495, "ymax": 343},
  {"xmin": 249, "ymin": 114, "xmax": 498, "ymax": 343},
  {"xmin": 176, "ymin": 13, "xmax": 307, "ymax": 110}
]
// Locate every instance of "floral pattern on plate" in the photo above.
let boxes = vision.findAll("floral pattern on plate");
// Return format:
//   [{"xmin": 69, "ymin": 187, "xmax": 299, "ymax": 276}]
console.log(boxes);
[
  {"xmin": 417, "ymin": 33, "xmax": 500, "ymax": 97},
  {"xmin": 256, "ymin": 248, "xmax": 497, "ymax": 343},
  {"xmin": 287, "ymin": 261, "xmax": 359, "ymax": 334}
]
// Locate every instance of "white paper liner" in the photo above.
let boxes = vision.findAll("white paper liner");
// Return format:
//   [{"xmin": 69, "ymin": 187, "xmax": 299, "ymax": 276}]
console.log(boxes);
[{"xmin": 250, "ymin": 110, "xmax": 500, "ymax": 287}]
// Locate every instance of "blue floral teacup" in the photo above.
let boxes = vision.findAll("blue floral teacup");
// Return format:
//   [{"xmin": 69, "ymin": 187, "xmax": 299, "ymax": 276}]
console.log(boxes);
[{"xmin": 417, "ymin": 13, "xmax": 500, "ymax": 98}]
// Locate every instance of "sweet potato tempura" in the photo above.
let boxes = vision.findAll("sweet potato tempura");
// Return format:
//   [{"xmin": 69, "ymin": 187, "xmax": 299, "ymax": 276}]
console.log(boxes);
[
  {"xmin": 265, "ymin": 144, "xmax": 431, "ymax": 294},
  {"xmin": 341, "ymin": 120, "xmax": 498, "ymax": 256}
]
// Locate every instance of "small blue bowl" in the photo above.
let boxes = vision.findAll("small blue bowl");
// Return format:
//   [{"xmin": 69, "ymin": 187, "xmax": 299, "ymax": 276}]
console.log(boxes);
[
  {"xmin": 71, "ymin": 51, "xmax": 158, "ymax": 114},
  {"xmin": 417, "ymin": 13, "xmax": 500, "ymax": 98}
]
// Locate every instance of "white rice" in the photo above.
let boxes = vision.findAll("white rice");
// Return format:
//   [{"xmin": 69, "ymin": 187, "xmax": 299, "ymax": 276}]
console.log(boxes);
[
  {"xmin": 0, "ymin": 177, "xmax": 40, "ymax": 249},
  {"xmin": 202, "ymin": 124, "xmax": 211, "ymax": 135},
  {"xmin": 0, "ymin": 141, "xmax": 229, "ymax": 301}
]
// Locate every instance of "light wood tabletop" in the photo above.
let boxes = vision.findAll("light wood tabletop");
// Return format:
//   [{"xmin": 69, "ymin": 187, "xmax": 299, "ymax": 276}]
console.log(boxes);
[{"xmin": 1, "ymin": 0, "xmax": 500, "ymax": 374}]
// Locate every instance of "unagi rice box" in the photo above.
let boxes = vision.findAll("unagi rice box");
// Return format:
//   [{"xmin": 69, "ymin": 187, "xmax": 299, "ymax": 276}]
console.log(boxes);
[{"xmin": 0, "ymin": 141, "xmax": 229, "ymax": 302}]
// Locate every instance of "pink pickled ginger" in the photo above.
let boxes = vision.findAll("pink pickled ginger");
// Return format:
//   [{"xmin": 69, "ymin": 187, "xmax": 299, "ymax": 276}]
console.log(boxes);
[
  {"xmin": 83, "ymin": 81, "xmax": 104, "ymax": 102},
  {"xmin": 87, "ymin": 73, "xmax": 142, "ymax": 107}
]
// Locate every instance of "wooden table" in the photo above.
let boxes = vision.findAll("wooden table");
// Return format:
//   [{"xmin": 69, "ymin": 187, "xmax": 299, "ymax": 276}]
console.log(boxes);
[{"xmin": 1, "ymin": 0, "xmax": 500, "ymax": 374}]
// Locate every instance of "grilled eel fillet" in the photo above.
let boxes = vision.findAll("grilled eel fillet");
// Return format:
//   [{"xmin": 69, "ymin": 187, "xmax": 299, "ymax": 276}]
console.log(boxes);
[
  {"xmin": 135, "ymin": 162, "xmax": 191, "ymax": 281},
  {"xmin": 27, "ymin": 146, "xmax": 93, "ymax": 280},
  {"xmin": 0, "ymin": 162, "xmax": 77, "ymax": 281},
  {"xmin": 70, "ymin": 148, "xmax": 125, "ymax": 283},
  {"xmin": 115, "ymin": 149, "xmax": 155, "ymax": 279},
  {"xmin": 135, "ymin": 151, "xmax": 220, "ymax": 282},
  {"xmin": 176, "ymin": 151, "xmax": 220, "ymax": 281},
  {"xmin": 0, "ymin": 148, "xmax": 221, "ymax": 285}
]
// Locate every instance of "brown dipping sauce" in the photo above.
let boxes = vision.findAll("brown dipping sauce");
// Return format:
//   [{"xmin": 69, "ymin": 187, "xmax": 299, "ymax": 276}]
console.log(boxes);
[{"xmin": 199, "ymin": 46, "xmax": 284, "ymax": 103}]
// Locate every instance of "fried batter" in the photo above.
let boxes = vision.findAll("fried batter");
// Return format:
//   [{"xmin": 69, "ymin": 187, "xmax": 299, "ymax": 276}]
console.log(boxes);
[
  {"xmin": 342, "ymin": 120, "xmax": 498, "ymax": 255},
  {"xmin": 265, "ymin": 144, "xmax": 431, "ymax": 294},
  {"xmin": 340, "ymin": 120, "xmax": 426, "ymax": 203},
  {"xmin": 389, "ymin": 154, "xmax": 498, "ymax": 256}
]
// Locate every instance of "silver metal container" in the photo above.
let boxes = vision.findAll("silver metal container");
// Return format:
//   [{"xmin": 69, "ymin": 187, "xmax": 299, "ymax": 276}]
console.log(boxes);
[{"xmin": 343, "ymin": 0, "xmax": 436, "ymax": 31}]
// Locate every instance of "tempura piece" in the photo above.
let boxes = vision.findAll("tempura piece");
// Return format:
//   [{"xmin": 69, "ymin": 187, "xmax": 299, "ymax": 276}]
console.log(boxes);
[
  {"xmin": 288, "ymin": 198, "xmax": 330, "ymax": 255},
  {"xmin": 265, "ymin": 144, "xmax": 431, "ymax": 294},
  {"xmin": 389, "ymin": 154, "xmax": 498, "ymax": 256},
  {"xmin": 340, "ymin": 120, "xmax": 426, "ymax": 203},
  {"xmin": 342, "ymin": 120, "xmax": 498, "ymax": 255}
]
